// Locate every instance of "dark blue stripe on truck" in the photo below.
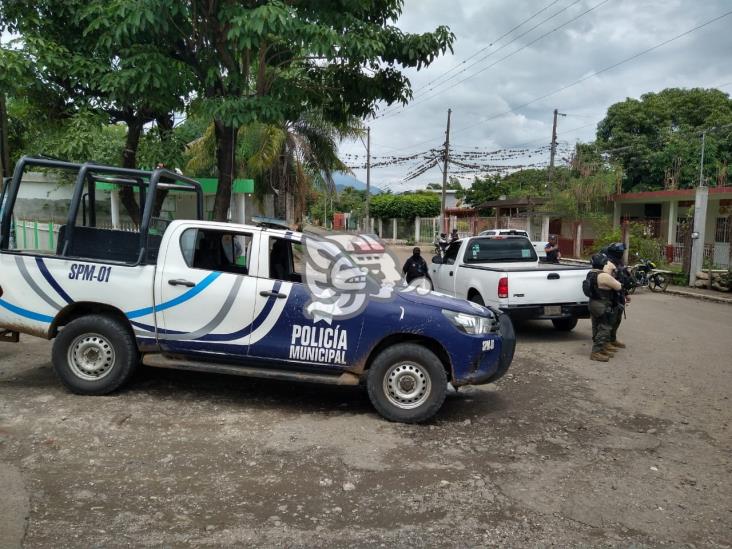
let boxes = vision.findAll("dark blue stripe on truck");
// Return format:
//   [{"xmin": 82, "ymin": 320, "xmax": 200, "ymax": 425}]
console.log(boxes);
[{"xmin": 35, "ymin": 257, "xmax": 74, "ymax": 304}]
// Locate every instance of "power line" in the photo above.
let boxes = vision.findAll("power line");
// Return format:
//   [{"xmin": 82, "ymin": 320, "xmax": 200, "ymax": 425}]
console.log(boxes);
[
  {"xmin": 377, "ymin": 0, "xmax": 585, "ymax": 119},
  {"xmin": 377, "ymin": 0, "xmax": 605, "ymax": 120},
  {"xmin": 448, "ymin": 8, "xmax": 732, "ymax": 138},
  {"xmin": 390, "ymin": 0, "xmax": 564, "ymax": 100}
]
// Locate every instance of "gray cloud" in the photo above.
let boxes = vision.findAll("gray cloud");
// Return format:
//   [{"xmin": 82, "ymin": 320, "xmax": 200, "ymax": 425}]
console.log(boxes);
[{"xmin": 340, "ymin": 0, "xmax": 732, "ymax": 192}]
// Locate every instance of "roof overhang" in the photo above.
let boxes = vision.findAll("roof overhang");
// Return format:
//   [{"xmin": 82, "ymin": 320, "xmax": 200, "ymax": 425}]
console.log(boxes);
[{"xmin": 612, "ymin": 186, "xmax": 732, "ymax": 203}]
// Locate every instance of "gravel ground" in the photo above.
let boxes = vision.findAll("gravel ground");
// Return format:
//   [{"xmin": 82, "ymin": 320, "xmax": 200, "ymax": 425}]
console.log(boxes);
[{"xmin": 0, "ymin": 291, "xmax": 730, "ymax": 548}]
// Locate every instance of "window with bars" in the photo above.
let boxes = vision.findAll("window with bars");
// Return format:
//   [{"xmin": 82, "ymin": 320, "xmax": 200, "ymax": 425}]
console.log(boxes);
[
  {"xmin": 715, "ymin": 217, "xmax": 730, "ymax": 243},
  {"xmin": 675, "ymin": 217, "xmax": 690, "ymax": 243}
]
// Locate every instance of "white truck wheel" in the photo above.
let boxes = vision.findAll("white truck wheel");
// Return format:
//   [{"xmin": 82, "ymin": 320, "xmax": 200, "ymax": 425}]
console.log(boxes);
[{"xmin": 52, "ymin": 314, "xmax": 138, "ymax": 395}]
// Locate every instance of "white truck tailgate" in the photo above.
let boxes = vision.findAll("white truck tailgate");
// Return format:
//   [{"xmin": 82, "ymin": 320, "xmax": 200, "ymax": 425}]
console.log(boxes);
[{"xmin": 506, "ymin": 267, "xmax": 589, "ymax": 306}]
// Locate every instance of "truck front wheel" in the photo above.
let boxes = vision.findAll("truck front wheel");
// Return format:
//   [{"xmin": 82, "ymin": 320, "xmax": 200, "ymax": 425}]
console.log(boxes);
[
  {"xmin": 52, "ymin": 314, "xmax": 138, "ymax": 395},
  {"xmin": 367, "ymin": 343, "xmax": 447, "ymax": 423}
]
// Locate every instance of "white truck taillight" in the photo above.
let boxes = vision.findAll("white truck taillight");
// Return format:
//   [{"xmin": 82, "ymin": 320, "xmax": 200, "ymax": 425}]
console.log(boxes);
[{"xmin": 498, "ymin": 276, "xmax": 508, "ymax": 299}]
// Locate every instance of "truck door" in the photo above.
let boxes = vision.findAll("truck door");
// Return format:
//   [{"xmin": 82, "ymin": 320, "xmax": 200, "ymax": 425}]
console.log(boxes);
[
  {"xmin": 154, "ymin": 224, "xmax": 259, "ymax": 358},
  {"xmin": 431, "ymin": 241, "xmax": 461, "ymax": 293},
  {"xmin": 247, "ymin": 234, "xmax": 363, "ymax": 371}
]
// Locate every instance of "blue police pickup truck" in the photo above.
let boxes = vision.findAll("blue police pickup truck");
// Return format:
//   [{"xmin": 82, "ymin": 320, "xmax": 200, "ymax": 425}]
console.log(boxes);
[{"xmin": 0, "ymin": 157, "xmax": 515, "ymax": 423}]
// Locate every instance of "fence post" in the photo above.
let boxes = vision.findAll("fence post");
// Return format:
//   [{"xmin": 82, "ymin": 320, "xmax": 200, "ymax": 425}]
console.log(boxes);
[
  {"xmin": 48, "ymin": 221, "xmax": 54, "ymax": 249},
  {"xmin": 392, "ymin": 218, "xmax": 397, "ymax": 241},
  {"xmin": 378, "ymin": 218, "xmax": 383, "ymax": 238},
  {"xmin": 415, "ymin": 217, "xmax": 421, "ymax": 243},
  {"xmin": 21, "ymin": 220, "xmax": 27, "ymax": 248}
]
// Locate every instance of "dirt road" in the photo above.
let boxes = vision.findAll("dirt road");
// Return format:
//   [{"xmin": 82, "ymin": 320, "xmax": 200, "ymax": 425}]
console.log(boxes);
[{"xmin": 1, "ymin": 291, "xmax": 730, "ymax": 547}]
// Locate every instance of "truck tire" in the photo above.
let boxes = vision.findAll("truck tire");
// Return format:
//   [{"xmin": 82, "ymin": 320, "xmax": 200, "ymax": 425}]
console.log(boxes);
[
  {"xmin": 367, "ymin": 343, "xmax": 447, "ymax": 423},
  {"xmin": 52, "ymin": 314, "xmax": 138, "ymax": 395},
  {"xmin": 551, "ymin": 317, "xmax": 578, "ymax": 331},
  {"xmin": 468, "ymin": 292, "xmax": 485, "ymax": 305}
]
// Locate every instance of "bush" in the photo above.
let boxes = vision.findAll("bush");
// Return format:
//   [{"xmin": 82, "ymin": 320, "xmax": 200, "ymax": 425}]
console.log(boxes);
[
  {"xmin": 370, "ymin": 192, "xmax": 440, "ymax": 219},
  {"xmin": 589, "ymin": 221, "xmax": 663, "ymax": 264}
]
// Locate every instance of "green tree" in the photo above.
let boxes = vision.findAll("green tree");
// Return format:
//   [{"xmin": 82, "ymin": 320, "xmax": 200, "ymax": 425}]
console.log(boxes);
[
  {"xmin": 597, "ymin": 88, "xmax": 732, "ymax": 191},
  {"xmin": 542, "ymin": 171, "xmax": 616, "ymax": 221},
  {"xmin": 461, "ymin": 174, "xmax": 510, "ymax": 209},
  {"xmin": 90, "ymin": 1, "xmax": 454, "ymax": 220},
  {"xmin": 0, "ymin": 0, "xmax": 193, "ymax": 221},
  {"xmin": 186, "ymin": 110, "xmax": 359, "ymax": 223}
]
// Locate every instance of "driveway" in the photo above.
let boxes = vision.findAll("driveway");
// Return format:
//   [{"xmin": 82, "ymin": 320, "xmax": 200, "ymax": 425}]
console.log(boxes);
[{"xmin": 0, "ymin": 291, "xmax": 730, "ymax": 547}]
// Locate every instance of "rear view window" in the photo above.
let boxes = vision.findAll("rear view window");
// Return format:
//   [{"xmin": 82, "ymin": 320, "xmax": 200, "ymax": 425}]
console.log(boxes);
[{"xmin": 463, "ymin": 237, "xmax": 537, "ymax": 263}]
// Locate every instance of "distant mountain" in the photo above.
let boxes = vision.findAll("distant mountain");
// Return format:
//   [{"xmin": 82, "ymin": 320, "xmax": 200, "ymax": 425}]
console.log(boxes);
[{"xmin": 332, "ymin": 172, "xmax": 383, "ymax": 194}]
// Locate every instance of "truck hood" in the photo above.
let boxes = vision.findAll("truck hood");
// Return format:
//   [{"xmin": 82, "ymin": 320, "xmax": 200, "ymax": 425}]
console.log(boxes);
[{"xmin": 397, "ymin": 289, "xmax": 492, "ymax": 317}]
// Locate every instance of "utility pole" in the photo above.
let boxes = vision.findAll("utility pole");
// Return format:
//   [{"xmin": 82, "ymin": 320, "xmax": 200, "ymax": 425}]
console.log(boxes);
[
  {"xmin": 441, "ymin": 108, "xmax": 451, "ymax": 233},
  {"xmin": 365, "ymin": 126, "xmax": 371, "ymax": 231},
  {"xmin": 689, "ymin": 130, "xmax": 710, "ymax": 286},
  {"xmin": 698, "ymin": 130, "xmax": 706, "ymax": 187},
  {"xmin": 548, "ymin": 108, "xmax": 566, "ymax": 186}
]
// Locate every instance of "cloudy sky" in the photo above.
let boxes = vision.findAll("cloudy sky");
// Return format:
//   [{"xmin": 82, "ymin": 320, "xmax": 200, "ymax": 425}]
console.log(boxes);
[{"xmin": 339, "ymin": 0, "xmax": 732, "ymax": 192}]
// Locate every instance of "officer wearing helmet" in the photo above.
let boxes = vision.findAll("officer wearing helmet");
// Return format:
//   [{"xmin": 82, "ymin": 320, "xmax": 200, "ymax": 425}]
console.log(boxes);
[
  {"xmin": 587, "ymin": 253, "xmax": 623, "ymax": 362},
  {"xmin": 601, "ymin": 242, "xmax": 631, "ymax": 350}
]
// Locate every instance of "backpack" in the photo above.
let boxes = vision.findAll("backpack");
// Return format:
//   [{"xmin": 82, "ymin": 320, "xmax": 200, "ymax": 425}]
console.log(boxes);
[{"xmin": 582, "ymin": 271, "xmax": 599, "ymax": 299}]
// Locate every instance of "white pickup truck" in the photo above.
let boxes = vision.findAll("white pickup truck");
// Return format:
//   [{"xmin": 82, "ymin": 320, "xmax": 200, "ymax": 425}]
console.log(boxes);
[{"xmin": 430, "ymin": 236, "xmax": 590, "ymax": 331}]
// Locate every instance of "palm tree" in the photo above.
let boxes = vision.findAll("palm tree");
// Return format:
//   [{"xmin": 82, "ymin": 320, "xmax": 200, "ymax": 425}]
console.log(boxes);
[{"xmin": 186, "ymin": 111, "xmax": 362, "ymax": 224}]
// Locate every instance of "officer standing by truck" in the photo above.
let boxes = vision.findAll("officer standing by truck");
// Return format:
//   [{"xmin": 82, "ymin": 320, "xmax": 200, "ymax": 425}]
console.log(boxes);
[
  {"xmin": 602, "ymin": 242, "xmax": 630, "ymax": 350},
  {"xmin": 402, "ymin": 247, "xmax": 428, "ymax": 283},
  {"xmin": 586, "ymin": 253, "xmax": 623, "ymax": 362}
]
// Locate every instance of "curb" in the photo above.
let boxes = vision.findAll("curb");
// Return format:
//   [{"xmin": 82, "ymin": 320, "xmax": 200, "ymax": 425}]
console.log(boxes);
[{"xmin": 663, "ymin": 287, "xmax": 732, "ymax": 305}]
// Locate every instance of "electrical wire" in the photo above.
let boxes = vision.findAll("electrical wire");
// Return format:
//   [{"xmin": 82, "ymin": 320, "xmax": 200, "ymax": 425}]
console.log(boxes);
[
  {"xmin": 377, "ymin": 0, "xmax": 608, "ymax": 120},
  {"xmin": 448, "ymin": 8, "xmax": 732, "ymax": 138}
]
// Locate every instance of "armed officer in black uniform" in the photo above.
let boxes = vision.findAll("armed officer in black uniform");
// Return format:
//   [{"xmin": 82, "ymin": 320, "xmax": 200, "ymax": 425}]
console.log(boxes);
[{"xmin": 402, "ymin": 247, "xmax": 428, "ymax": 284}]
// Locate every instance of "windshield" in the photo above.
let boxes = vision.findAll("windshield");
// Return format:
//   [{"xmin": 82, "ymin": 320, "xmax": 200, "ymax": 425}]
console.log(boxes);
[{"xmin": 463, "ymin": 237, "xmax": 537, "ymax": 263}]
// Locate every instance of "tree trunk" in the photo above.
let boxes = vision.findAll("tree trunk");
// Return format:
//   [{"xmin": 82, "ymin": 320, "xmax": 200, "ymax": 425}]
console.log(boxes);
[
  {"xmin": 152, "ymin": 114, "xmax": 175, "ymax": 217},
  {"xmin": 213, "ymin": 120, "xmax": 236, "ymax": 221},
  {"xmin": 0, "ymin": 94, "xmax": 10, "ymax": 178},
  {"xmin": 120, "ymin": 119, "xmax": 143, "ymax": 225}
]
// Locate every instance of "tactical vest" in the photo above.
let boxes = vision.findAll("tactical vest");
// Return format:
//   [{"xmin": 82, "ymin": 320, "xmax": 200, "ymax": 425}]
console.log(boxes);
[{"xmin": 588, "ymin": 270, "xmax": 613, "ymax": 302}]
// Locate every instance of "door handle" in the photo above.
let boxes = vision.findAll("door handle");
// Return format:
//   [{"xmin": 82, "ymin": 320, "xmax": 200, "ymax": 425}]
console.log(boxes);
[
  {"xmin": 449, "ymin": 271, "xmax": 454, "ymax": 276},
  {"xmin": 168, "ymin": 279, "xmax": 195, "ymax": 288},
  {"xmin": 260, "ymin": 290, "xmax": 287, "ymax": 299}
]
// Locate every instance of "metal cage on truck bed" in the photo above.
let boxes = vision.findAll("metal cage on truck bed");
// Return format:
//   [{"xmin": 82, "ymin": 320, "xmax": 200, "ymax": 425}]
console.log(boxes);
[{"xmin": 0, "ymin": 157, "xmax": 204, "ymax": 265}]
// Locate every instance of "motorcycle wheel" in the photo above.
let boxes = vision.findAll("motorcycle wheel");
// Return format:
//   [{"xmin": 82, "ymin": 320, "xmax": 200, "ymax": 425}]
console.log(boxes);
[{"xmin": 649, "ymin": 273, "xmax": 669, "ymax": 293}]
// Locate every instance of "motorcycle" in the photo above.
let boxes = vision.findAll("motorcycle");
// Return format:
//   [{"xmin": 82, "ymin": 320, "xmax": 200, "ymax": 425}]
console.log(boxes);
[
  {"xmin": 433, "ymin": 233, "xmax": 449, "ymax": 257},
  {"xmin": 628, "ymin": 258, "xmax": 669, "ymax": 293}
]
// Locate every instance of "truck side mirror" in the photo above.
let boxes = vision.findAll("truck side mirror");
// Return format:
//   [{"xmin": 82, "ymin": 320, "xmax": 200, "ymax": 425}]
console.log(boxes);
[{"xmin": 431, "ymin": 255, "xmax": 442, "ymax": 264}]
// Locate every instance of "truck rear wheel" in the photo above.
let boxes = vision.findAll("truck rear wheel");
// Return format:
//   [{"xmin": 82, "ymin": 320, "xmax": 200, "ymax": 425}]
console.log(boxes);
[
  {"xmin": 468, "ymin": 292, "xmax": 484, "ymax": 305},
  {"xmin": 367, "ymin": 343, "xmax": 447, "ymax": 423},
  {"xmin": 551, "ymin": 317, "xmax": 578, "ymax": 331},
  {"xmin": 52, "ymin": 314, "xmax": 138, "ymax": 395}
]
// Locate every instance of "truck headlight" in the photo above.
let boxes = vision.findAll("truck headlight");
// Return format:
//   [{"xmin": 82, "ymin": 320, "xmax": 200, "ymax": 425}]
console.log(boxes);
[{"xmin": 442, "ymin": 309, "xmax": 494, "ymax": 335}]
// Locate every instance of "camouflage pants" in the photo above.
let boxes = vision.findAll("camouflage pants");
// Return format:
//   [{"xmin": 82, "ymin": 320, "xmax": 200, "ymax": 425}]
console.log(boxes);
[
  {"xmin": 589, "ymin": 299, "xmax": 613, "ymax": 354},
  {"xmin": 610, "ymin": 305, "xmax": 622, "ymax": 342}
]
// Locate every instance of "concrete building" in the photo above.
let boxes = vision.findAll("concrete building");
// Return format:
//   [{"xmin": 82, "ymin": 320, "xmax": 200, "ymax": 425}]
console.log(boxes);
[{"xmin": 612, "ymin": 186, "xmax": 732, "ymax": 268}]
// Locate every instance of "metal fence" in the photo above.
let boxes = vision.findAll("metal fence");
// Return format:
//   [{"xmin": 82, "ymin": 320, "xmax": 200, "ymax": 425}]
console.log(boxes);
[{"xmin": 11, "ymin": 219, "xmax": 139, "ymax": 253}]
